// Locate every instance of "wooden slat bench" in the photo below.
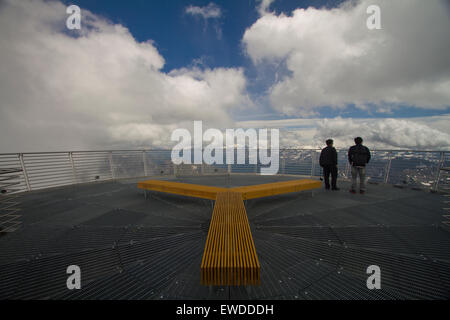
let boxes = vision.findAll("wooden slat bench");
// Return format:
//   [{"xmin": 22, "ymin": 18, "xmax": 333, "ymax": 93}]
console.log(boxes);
[
  {"xmin": 137, "ymin": 180, "xmax": 227, "ymax": 200},
  {"xmin": 201, "ymin": 191, "xmax": 260, "ymax": 286},
  {"xmin": 232, "ymin": 179, "xmax": 322, "ymax": 200},
  {"xmin": 138, "ymin": 178, "xmax": 321, "ymax": 286},
  {"xmin": 138, "ymin": 179, "xmax": 321, "ymax": 201}
]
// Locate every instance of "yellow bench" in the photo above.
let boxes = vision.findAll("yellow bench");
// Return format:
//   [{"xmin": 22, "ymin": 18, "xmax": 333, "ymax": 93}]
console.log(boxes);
[
  {"xmin": 232, "ymin": 179, "xmax": 322, "ymax": 200},
  {"xmin": 137, "ymin": 180, "xmax": 227, "ymax": 200},
  {"xmin": 201, "ymin": 191, "xmax": 260, "ymax": 286},
  {"xmin": 138, "ymin": 179, "xmax": 321, "ymax": 201},
  {"xmin": 137, "ymin": 178, "xmax": 321, "ymax": 286}
]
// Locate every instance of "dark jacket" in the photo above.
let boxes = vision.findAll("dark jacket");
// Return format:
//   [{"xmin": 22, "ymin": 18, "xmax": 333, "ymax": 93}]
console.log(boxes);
[
  {"xmin": 319, "ymin": 146, "xmax": 338, "ymax": 167},
  {"xmin": 348, "ymin": 144, "xmax": 371, "ymax": 167}
]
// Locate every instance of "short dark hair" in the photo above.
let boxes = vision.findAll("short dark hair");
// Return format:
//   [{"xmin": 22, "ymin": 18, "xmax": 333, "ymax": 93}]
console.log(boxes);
[
  {"xmin": 354, "ymin": 137, "xmax": 363, "ymax": 144},
  {"xmin": 326, "ymin": 139, "xmax": 333, "ymax": 146}
]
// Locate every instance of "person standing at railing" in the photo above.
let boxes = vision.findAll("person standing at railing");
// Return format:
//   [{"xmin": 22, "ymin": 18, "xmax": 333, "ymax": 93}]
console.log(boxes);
[
  {"xmin": 348, "ymin": 137, "xmax": 371, "ymax": 194},
  {"xmin": 319, "ymin": 139, "xmax": 340, "ymax": 191}
]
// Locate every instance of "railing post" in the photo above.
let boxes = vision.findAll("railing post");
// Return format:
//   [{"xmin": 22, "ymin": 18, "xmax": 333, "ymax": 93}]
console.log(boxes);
[
  {"xmin": 228, "ymin": 164, "xmax": 231, "ymax": 174},
  {"xmin": 142, "ymin": 150, "xmax": 148, "ymax": 177},
  {"xmin": 433, "ymin": 151, "xmax": 445, "ymax": 192},
  {"xmin": 69, "ymin": 151, "xmax": 77, "ymax": 184},
  {"xmin": 384, "ymin": 151, "xmax": 392, "ymax": 184},
  {"xmin": 345, "ymin": 162, "xmax": 350, "ymax": 180},
  {"xmin": 310, "ymin": 150, "xmax": 315, "ymax": 177},
  {"xmin": 19, "ymin": 153, "xmax": 31, "ymax": 191},
  {"xmin": 109, "ymin": 151, "xmax": 115, "ymax": 180}
]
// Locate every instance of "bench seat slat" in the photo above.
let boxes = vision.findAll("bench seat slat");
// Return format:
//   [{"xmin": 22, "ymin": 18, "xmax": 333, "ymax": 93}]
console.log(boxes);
[{"xmin": 201, "ymin": 191, "xmax": 260, "ymax": 286}]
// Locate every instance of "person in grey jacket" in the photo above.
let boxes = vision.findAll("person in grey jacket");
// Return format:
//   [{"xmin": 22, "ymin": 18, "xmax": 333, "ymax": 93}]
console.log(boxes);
[{"xmin": 348, "ymin": 137, "xmax": 371, "ymax": 194}]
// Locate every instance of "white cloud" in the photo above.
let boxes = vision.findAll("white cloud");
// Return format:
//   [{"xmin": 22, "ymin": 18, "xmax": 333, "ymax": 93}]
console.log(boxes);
[
  {"xmin": 185, "ymin": 3, "xmax": 222, "ymax": 19},
  {"xmin": 314, "ymin": 117, "xmax": 450, "ymax": 150},
  {"xmin": 243, "ymin": 0, "xmax": 450, "ymax": 116},
  {"xmin": 1, "ymin": 0, "xmax": 448, "ymax": 153},
  {"xmin": 0, "ymin": 0, "xmax": 247, "ymax": 152},
  {"xmin": 185, "ymin": 3, "xmax": 223, "ymax": 39},
  {"xmin": 237, "ymin": 116, "xmax": 450, "ymax": 150},
  {"xmin": 257, "ymin": 0, "xmax": 276, "ymax": 16}
]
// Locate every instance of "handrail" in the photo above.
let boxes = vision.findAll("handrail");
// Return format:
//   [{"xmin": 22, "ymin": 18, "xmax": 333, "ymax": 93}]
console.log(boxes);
[
  {"xmin": 0, "ymin": 149, "xmax": 448, "ymax": 194},
  {"xmin": 1, "ymin": 147, "xmax": 449, "ymax": 155}
]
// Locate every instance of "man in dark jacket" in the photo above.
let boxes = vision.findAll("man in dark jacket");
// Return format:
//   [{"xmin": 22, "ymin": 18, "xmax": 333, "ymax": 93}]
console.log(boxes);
[
  {"xmin": 319, "ymin": 139, "xmax": 339, "ymax": 190},
  {"xmin": 348, "ymin": 137, "xmax": 371, "ymax": 194}
]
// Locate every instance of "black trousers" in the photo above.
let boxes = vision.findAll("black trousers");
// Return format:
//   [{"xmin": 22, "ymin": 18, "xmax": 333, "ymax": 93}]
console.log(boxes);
[{"xmin": 323, "ymin": 165, "xmax": 338, "ymax": 189}]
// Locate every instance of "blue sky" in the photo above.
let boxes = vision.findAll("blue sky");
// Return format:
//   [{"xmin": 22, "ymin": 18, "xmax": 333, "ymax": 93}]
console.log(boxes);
[
  {"xmin": 69, "ymin": 0, "xmax": 342, "ymax": 70},
  {"xmin": 66, "ymin": 0, "xmax": 450, "ymax": 121}
]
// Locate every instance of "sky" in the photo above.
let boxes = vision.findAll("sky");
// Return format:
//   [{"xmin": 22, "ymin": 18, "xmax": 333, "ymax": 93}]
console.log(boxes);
[{"xmin": 0, "ymin": 0, "xmax": 449, "ymax": 152}]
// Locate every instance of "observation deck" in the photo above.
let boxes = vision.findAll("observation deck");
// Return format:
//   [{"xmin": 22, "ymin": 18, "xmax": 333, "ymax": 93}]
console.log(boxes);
[{"xmin": 0, "ymin": 149, "xmax": 449, "ymax": 299}]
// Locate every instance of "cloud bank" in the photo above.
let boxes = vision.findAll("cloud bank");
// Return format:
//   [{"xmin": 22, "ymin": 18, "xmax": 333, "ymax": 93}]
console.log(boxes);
[
  {"xmin": 243, "ymin": 0, "xmax": 450, "ymax": 116},
  {"xmin": 0, "ymin": 0, "xmax": 247, "ymax": 151},
  {"xmin": 239, "ymin": 116, "xmax": 450, "ymax": 150},
  {"xmin": 0, "ymin": 0, "xmax": 449, "ymax": 152},
  {"xmin": 314, "ymin": 117, "xmax": 450, "ymax": 150}
]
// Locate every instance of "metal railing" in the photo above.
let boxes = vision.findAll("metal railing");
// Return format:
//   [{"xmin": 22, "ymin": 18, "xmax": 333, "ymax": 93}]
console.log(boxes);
[
  {"xmin": 439, "ymin": 167, "xmax": 450, "ymax": 231},
  {"xmin": 0, "ymin": 168, "xmax": 22, "ymax": 232},
  {"xmin": 0, "ymin": 149, "xmax": 448, "ymax": 195}
]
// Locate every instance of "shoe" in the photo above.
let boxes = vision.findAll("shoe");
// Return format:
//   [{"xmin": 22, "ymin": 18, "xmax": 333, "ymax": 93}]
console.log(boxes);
[
  {"xmin": 349, "ymin": 189, "xmax": 356, "ymax": 194},
  {"xmin": 332, "ymin": 187, "xmax": 340, "ymax": 191},
  {"xmin": 325, "ymin": 186, "xmax": 330, "ymax": 190},
  {"xmin": 360, "ymin": 190, "xmax": 365, "ymax": 194}
]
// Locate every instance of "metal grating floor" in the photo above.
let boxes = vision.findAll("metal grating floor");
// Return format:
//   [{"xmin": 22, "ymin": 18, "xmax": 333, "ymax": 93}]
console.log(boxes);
[{"xmin": 0, "ymin": 175, "xmax": 449, "ymax": 300}]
